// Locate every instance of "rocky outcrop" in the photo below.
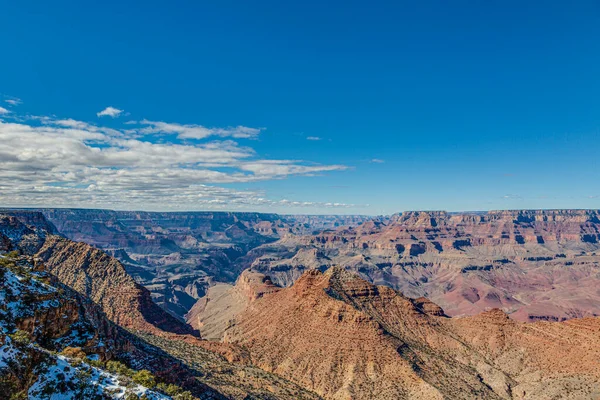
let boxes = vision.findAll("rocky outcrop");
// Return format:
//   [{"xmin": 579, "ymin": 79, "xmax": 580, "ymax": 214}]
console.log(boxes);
[
  {"xmin": 185, "ymin": 270, "xmax": 281, "ymax": 340},
  {"xmin": 0, "ymin": 212, "xmax": 53, "ymax": 254},
  {"xmin": 0, "ymin": 254, "xmax": 217, "ymax": 398},
  {"xmin": 245, "ymin": 210, "xmax": 600, "ymax": 322},
  {"xmin": 1, "ymin": 211, "xmax": 196, "ymax": 336},
  {"xmin": 234, "ymin": 269, "xmax": 281, "ymax": 301},
  {"xmin": 216, "ymin": 267, "xmax": 600, "ymax": 399},
  {"xmin": 35, "ymin": 235, "xmax": 197, "ymax": 336}
]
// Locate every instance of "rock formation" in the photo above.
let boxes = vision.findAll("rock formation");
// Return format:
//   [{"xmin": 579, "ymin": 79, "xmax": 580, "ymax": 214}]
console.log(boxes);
[
  {"xmin": 1, "ymin": 211, "xmax": 196, "ymax": 336},
  {"xmin": 36, "ymin": 235, "xmax": 197, "ymax": 336},
  {"xmin": 0, "ymin": 211, "xmax": 323, "ymax": 399},
  {"xmin": 0, "ymin": 252, "xmax": 217, "ymax": 398},
  {"xmin": 38, "ymin": 208, "xmax": 369, "ymax": 319},
  {"xmin": 242, "ymin": 210, "xmax": 600, "ymax": 321},
  {"xmin": 204, "ymin": 267, "xmax": 600, "ymax": 399},
  {"xmin": 18, "ymin": 208, "xmax": 600, "ymax": 322}
]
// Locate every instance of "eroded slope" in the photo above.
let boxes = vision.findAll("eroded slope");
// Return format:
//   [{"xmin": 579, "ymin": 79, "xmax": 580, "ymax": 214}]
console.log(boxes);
[{"xmin": 204, "ymin": 267, "xmax": 600, "ymax": 399}]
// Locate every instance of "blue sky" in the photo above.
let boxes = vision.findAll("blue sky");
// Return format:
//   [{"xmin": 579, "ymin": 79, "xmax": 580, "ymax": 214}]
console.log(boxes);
[{"xmin": 0, "ymin": 1, "xmax": 599, "ymax": 214}]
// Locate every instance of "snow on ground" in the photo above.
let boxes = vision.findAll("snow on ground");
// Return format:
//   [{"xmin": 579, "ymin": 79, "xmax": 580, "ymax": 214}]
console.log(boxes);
[
  {"xmin": 0, "ymin": 336, "xmax": 21, "ymax": 369},
  {"xmin": 28, "ymin": 355, "xmax": 171, "ymax": 400},
  {"xmin": 1, "ymin": 266, "xmax": 58, "ymax": 320},
  {"xmin": 1, "ymin": 259, "xmax": 172, "ymax": 399}
]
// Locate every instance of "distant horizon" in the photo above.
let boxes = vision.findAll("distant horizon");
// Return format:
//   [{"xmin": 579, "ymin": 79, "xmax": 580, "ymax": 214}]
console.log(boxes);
[{"xmin": 3, "ymin": 206, "xmax": 599, "ymax": 217}]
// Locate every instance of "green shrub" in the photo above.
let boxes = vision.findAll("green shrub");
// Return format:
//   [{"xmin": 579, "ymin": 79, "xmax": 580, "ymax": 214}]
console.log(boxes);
[
  {"xmin": 106, "ymin": 360, "xmax": 134, "ymax": 377},
  {"xmin": 174, "ymin": 392, "xmax": 196, "ymax": 400},
  {"xmin": 104, "ymin": 388, "xmax": 120, "ymax": 397},
  {"xmin": 156, "ymin": 382, "xmax": 183, "ymax": 396},
  {"xmin": 34, "ymin": 275, "xmax": 52, "ymax": 285},
  {"xmin": 86, "ymin": 358, "xmax": 105, "ymax": 369},
  {"xmin": 132, "ymin": 369, "xmax": 155, "ymax": 388},
  {"xmin": 0, "ymin": 257, "xmax": 16, "ymax": 271},
  {"xmin": 9, "ymin": 330, "xmax": 30, "ymax": 345},
  {"xmin": 9, "ymin": 392, "xmax": 27, "ymax": 400}
]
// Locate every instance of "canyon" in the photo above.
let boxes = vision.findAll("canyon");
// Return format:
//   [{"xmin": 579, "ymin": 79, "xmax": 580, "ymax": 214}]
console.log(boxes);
[
  {"xmin": 37, "ymin": 208, "xmax": 600, "ymax": 323},
  {"xmin": 235, "ymin": 209, "xmax": 600, "ymax": 322},
  {"xmin": 2, "ymin": 208, "xmax": 600, "ymax": 399},
  {"xmin": 0, "ymin": 211, "xmax": 327, "ymax": 399},
  {"xmin": 37, "ymin": 209, "xmax": 369, "ymax": 319}
]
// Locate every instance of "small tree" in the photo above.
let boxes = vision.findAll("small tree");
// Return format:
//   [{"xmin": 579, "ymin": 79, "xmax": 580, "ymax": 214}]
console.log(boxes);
[
  {"xmin": 132, "ymin": 370, "xmax": 155, "ymax": 389},
  {"xmin": 174, "ymin": 391, "xmax": 196, "ymax": 400},
  {"xmin": 86, "ymin": 358, "xmax": 105, "ymax": 369},
  {"xmin": 106, "ymin": 360, "xmax": 134, "ymax": 377},
  {"xmin": 9, "ymin": 392, "xmax": 28, "ymax": 400},
  {"xmin": 156, "ymin": 382, "xmax": 182, "ymax": 396},
  {"xmin": 9, "ymin": 330, "xmax": 30, "ymax": 345}
]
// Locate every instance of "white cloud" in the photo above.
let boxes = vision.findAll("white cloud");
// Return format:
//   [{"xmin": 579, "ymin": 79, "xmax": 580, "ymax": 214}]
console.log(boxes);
[
  {"xmin": 0, "ymin": 107, "xmax": 10, "ymax": 115},
  {"xmin": 0, "ymin": 108, "xmax": 352, "ymax": 211},
  {"xmin": 239, "ymin": 160, "xmax": 347, "ymax": 178},
  {"xmin": 97, "ymin": 106, "xmax": 124, "ymax": 118},
  {"xmin": 370, "ymin": 158, "xmax": 385, "ymax": 163},
  {"xmin": 139, "ymin": 120, "xmax": 262, "ymax": 140},
  {"xmin": 5, "ymin": 98, "xmax": 22, "ymax": 106},
  {"xmin": 307, "ymin": 136, "xmax": 321, "ymax": 141}
]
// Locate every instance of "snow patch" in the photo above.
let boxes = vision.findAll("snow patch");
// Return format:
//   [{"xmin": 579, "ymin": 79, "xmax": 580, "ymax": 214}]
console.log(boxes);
[{"xmin": 28, "ymin": 356, "xmax": 171, "ymax": 400}]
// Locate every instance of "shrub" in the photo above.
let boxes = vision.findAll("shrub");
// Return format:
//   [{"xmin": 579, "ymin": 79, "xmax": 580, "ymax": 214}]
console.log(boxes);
[
  {"xmin": 132, "ymin": 369, "xmax": 155, "ymax": 388},
  {"xmin": 106, "ymin": 360, "xmax": 134, "ymax": 377},
  {"xmin": 174, "ymin": 392, "xmax": 196, "ymax": 400},
  {"xmin": 104, "ymin": 388, "xmax": 120, "ymax": 397},
  {"xmin": 35, "ymin": 275, "xmax": 52, "ymax": 285},
  {"xmin": 61, "ymin": 347, "xmax": 87, "ymax": 360},
  {"xmin": 70, "ymin": 358, "xmax": 84, "ymax": 368},
  {"xmin": 9, "ymin": 330, "xmax": 30, "ymax": 345},
  {"xmin": 0, "ymin": 257, "xmax": 16, "ymax": 271},
  {"xmin": 9, "ymin": 392, "xmax": 27, "ymax": 400},
  {"xmin": 124, "ymin": 391, "xmax": 151, "ymax": 400},
  {"xmin": 86, "ymin": 358, "xmax": 105, "ymax": 369},
  {"xmin": 7, "ymin": 251, "xmax": 19, "ymax": 259},
  {"xmin": 156, "ymin": 382, "xmax": 183, "ymax": 396}
]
